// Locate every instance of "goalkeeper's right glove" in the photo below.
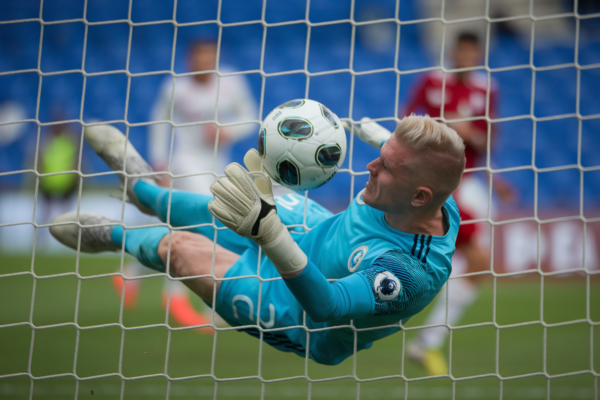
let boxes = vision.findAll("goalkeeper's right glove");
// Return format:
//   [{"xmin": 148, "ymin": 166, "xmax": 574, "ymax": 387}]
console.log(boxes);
[
  {"xmin": 208, "ymin": 150, "xmax": 307, "ymax": 275},
  {"xmin": 342, "ymin": 117, "xmax": 392, "ymax": 149}
]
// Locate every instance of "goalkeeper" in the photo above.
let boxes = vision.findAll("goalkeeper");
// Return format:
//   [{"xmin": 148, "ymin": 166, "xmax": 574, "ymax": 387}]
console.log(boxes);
[{"xmin": 50, "ymin": 115, "xmax": 465, "ymax": 366}]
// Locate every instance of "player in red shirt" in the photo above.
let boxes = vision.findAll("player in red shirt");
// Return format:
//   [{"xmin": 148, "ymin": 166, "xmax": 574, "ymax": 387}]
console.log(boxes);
[
  {"xmin": 403, "ymin": 32, "xmax": 512, "ymax": 375},
  {"xmin": 404, "ymin": 35, "xmax": 493, "ymax": 174}
]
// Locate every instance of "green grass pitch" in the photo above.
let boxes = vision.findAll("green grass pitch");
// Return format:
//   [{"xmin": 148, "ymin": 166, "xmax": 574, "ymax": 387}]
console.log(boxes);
[{"xmin": 0, "ymin": 253, "xmax": 598, "ymax": 399}]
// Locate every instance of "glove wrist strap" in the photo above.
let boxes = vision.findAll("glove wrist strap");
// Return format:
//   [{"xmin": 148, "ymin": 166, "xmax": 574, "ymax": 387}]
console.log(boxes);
[{"xmin": 256, "ymin": 215, "xmax": 308, "ymax": 275}]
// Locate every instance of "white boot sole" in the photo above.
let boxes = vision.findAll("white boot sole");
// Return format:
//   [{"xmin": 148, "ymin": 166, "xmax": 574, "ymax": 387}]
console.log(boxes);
[{"xmin": 50, "ymin": 211, "xmax": 121, "ymax": 253}]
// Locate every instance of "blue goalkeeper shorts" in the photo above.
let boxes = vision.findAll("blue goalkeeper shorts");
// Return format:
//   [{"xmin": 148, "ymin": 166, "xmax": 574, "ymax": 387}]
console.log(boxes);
[
  {"xmin": 215, "ymin": 246, "xmax": 362, "ymax": 365},
  {"xmin": 215, "ymin": 247, "xmax": 309, "ymax": 357}
]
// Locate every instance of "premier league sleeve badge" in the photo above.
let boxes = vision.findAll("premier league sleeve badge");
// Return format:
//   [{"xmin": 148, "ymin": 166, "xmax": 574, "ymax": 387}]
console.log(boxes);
[{"xmin": 373, "ymin": 271, "xmax": 401, "ymax": 301}]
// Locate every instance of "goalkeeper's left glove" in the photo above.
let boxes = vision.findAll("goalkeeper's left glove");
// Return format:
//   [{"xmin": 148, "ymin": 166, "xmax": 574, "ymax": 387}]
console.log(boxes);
[
  {"xmin": 342, "ymin": 117, "xmax": 392, "ymax": 149},
  {"xmin": 208, "ymin": 151, "xmax": 307, "ymax": 275}
]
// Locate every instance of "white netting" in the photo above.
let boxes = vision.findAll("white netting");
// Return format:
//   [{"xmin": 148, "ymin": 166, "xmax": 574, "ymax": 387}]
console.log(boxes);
[{"xmin": 0, "ymin": 0, "xmax": 599, "ymax": 399}]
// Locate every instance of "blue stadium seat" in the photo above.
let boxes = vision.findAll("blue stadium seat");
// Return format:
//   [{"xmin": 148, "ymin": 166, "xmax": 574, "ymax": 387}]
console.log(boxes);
[
  {"xmin": 41, "ymin": 0, "xmax": 84, "ymax": 21},
  {"xmin": 175, "ymin": 0, "xmax": 218, "ymax": 23},
  {"xmin": 534, "ymin": 44, "xmax": 575, "ymax": 68},
  {"xmin": 40, "ymin": 23, "xmax": 86, "ymax": 72},
  {"xmin": 308, "ymin": 0, "xmax": 351, "ymax": 23},
  {"xmin": 584, "ymin": 178, "xmax": 600, "ymax": 206},
  {"xmin": 261, "ymin": 73, "xmax": 307, "ymax": 117},
  {"xmin": 1, "ymin": 22, "xmax": 40, "ymax": 71},
  {"xmin": 130, "ymin": 0, "xmax": 175, "ymax": 23},
  {"xmin": 492, "ymin": 152, "xmax": 528, "ymax": 169},
  {"xmin": 489, "ymin": 37, "xmax": 530, "ymax": 68},
  {"xmin": 580, "ymin": 68, "xmax": 600, "ymax": 115},
  {"xmin": 265, "ymin": 0, "xmax": 306, "ymax": 23},
  {"xmin": 127, "ymin": 76, "xmax": 163, "ymax": 124},
  {"xmin": 307, "ymin": 72, "xmax": 352, "ymax": 115},
  {"xmin": 0, "ymin": 43, "xmax": 13, "ymax": 73},
  {"xmin": 86, "ymin": 0, "xmax": 129, "ymax": 22},
  {"xmin": 1, "ymin": 0, "xmax": 599, "ymax": 209},
  {"xmin": 0, "ymin": 0, "xmax": 40, "ymax": 22},
  {"xmin": 263, "ymin": 43, "xmax": 306, "ymax": 74},
  {"xmin": 222, "ymin": 45, "xmax": 261, "ymax": 72},
  {"xmin": 221, "ymin": 23, "xmax": 263, "ymax": 51},
  {"xmin": 579, "ymin": 41, "xmax": 600, "ymax": 65},
  {"xmin": 220, "ymin": 0, "xmax": 262, "ymax": 23}
]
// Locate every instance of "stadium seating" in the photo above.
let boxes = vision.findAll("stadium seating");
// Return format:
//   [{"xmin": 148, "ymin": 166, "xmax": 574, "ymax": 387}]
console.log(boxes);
[{"xmin": 0, "ymin": 0, "xmax": 598, "ymax": 211}]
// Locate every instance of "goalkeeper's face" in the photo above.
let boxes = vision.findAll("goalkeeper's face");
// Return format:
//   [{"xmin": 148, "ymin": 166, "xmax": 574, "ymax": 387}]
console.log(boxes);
[{"xmin": 363, "ymin": 135, "xmax": 423, "ymax": 213}]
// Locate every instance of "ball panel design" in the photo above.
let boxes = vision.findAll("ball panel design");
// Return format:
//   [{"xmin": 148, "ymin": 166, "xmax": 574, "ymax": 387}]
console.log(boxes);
[
  {"xmin": 260, "ymin": 99, "xmax": 346, "ymax": 191},
  {"xmin": 316, "ymin": 144, "xmax": 342, "ymax": 168},
  {"xmin": 258, "ymin": 128, "xmax": 266, "ymax": 157},
  {"xmin": 277, "ymin": 159, "xmax": 300, "ymax": 186},
  {"xmin": 262, "ymin": 159, "xmax": 280, "ymax": 184},
  {"xmin": 287, "ymin": 140, "xmax": 318, "ymax": 169},
  {"xmin": 298, "ymin": 165, "xmax": 338, "ymax": 190},
  {"xmin": 334, "ymin": 125, "xmax": 347, "ymax": 166},
  {"xmin": 277, "ymin": 99, "xmax": 305, "ymax": 109},
  {"xmin": 278, "ymin": 118, "xmax": 314, "ymax": 139},
  {"xmin": 320, "ymin": 104, "xmax": 339, "ymax": 128}
]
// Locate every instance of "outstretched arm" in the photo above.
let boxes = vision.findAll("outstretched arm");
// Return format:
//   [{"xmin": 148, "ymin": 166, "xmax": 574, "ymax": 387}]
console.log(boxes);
[
  {"xmin": 283, "ymin": 249, "xmax": 430, "ymax": 322},
  {"xmin": 283, "ymin": 261, "xmax": 373, "ymax": 322}
]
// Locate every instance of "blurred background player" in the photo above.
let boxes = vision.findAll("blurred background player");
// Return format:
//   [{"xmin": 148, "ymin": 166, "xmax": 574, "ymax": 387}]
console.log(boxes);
[
  {"xmin": 0, "ymin": 101, "xmax": 27, "ymax": 194},
  {"xmin": 403, "ymin": 32, "xmax": 515, "ymax": 375},
  {"xmin": 37, "ymin": 117, "xmax": 79, "ymax": 248},
  {"xmin": 112, "ymin": 38, "xmax": 258, "ymax": 330},
  {"xmin": 149, "ymin": 38, "xmax": 258, "ymax": 191}
]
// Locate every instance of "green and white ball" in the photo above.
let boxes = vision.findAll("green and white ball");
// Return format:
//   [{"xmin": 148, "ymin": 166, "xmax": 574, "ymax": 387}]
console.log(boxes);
[{"xmin": 259, "ymin": 99, "xmax": 347, "ymax": 191}]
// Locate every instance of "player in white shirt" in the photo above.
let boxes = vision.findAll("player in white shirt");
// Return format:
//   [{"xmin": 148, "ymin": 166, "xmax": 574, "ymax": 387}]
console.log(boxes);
[
  {"xmin": 113, "ymin": 39, "xmax": 259, "ymax": 331},
  {"xmin": 149, "ymin": 39, "xmax": 258, "ymax": 192}
]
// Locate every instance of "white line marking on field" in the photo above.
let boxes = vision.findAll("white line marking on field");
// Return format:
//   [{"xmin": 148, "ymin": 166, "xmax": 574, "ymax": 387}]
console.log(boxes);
[{"xmin": 0, "ymin": 383, "xmax": 595, "ymax": 399}]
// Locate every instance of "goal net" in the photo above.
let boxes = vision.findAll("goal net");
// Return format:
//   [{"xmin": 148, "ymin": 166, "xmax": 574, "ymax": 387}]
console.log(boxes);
[{"xmin": 0, "ymin": 0, "xmax": 599, "ymax": 399}]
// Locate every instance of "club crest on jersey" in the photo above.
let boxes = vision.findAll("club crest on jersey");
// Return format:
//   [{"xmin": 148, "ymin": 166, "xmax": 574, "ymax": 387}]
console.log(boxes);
[
  {"xmin": 348, "ymin": 245, "xmax": 368, "ymax": 272},
  {"xmin": 373, "ymin": 271, "xmax": 401, "ymax": 301}
]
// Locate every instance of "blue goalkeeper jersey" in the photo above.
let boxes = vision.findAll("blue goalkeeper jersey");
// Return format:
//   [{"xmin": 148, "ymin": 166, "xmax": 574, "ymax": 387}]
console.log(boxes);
[{"xmin": 288, "ymin": 189, "xmax": 460, "ymax": 351}]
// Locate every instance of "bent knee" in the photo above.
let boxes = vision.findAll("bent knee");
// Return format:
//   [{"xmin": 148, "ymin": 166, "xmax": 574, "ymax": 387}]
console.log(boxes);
[{"xmin": 158, "ymin": 232, "xmax": 215, "ymax": 277}]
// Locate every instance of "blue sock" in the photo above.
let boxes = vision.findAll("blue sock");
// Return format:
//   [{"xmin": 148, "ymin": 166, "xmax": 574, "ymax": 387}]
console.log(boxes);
[
  {"xmin": 133, "ymin": 181, "xmax": 170, "ymax": 221},
  {"xmin": 132, "ymin": 180, "xmax": 256, "ymax": 255},
  {"xmin": 133, "ymin": 180, "xmax": 212, "ymax": 226},
  {"xmin": 111, "ymin": 225, "xmax": 169, "ymax": 273}
]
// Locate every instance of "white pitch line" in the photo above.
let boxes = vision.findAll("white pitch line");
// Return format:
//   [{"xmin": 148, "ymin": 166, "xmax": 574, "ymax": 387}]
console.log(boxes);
[{"xmin": 0, "ymin": 383, "xmax": 595, "ymax": 399}]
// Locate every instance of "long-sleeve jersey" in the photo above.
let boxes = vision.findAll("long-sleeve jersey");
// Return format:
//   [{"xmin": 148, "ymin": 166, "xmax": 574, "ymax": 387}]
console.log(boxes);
[{"xmin": 269, "ymin": 190, "xmax": 459, "ymax": 363}]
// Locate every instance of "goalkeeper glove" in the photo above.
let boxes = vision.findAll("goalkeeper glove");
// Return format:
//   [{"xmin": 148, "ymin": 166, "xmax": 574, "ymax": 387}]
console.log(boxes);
[
  {"xmin": 208, "ymin": 150, "xmax": 307, "ymax": 275},
  {"xmin": 343, "ymin": 117, "xmax": 392, "ymax": 149}
]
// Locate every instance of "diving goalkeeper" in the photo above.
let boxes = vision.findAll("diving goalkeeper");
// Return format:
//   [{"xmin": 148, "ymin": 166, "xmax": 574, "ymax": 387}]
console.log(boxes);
[{"xmin": 50, "ymin": 114, "xmax": 465, "ymax": 366}]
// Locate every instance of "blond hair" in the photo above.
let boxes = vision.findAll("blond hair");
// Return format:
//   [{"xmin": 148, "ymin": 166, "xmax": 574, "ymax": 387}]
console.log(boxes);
[{"xmin": 394, "ymin": 115, "xmax": 466, "ymax": 206}]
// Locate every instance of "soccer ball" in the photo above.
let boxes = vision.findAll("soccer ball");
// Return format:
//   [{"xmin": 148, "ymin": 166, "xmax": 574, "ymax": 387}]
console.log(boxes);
[{"xmin": 259, "ymin": 99, "xmax": 347, "ymax": 191}]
